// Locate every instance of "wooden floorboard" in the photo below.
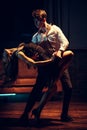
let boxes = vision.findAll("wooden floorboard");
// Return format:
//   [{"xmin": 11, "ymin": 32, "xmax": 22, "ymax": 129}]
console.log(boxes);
[{"xmin": 0, "ymin": 101, "xmax": 87, "ymax": 130}]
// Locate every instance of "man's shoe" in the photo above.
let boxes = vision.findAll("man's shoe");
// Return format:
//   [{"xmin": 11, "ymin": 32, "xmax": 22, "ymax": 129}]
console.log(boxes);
[{"xmin": 61, "ymin": 115, "xmax": 73, "ymax": 122}]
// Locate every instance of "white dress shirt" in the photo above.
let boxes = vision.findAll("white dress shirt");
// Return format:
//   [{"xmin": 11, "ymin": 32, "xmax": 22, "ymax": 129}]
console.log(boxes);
[{"xmin": 32, "ymin": 24, "xmax": 69, "ymax": 53}]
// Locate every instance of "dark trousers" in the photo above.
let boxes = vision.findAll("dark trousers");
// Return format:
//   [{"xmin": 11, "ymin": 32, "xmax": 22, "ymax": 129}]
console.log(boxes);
[
  {"xmin": 23, "ymin": 59, "xmax": 72, "ymax": 116},
  {"xmin": 61, "ymin": 69, "xmax": 72, "ymax": 116},
  {"xmin": 23, "ymin": 65, "xmax": 50, "ymax": 114},
  {"xmin": 33, "ymin": 68, "xmax": 72, "ymax": 116}
]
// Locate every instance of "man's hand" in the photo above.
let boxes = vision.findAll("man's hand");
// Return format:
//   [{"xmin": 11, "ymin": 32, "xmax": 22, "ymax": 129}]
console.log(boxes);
[{"xmin": 53, "ymin": 51, "xmax": 62, "ymax": 58}]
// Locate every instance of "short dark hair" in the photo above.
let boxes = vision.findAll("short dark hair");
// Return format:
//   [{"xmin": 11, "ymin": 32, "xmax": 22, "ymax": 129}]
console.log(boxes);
[{"xmin": 32, "ymin": 9, "xmax": 47, "ymax": 21}]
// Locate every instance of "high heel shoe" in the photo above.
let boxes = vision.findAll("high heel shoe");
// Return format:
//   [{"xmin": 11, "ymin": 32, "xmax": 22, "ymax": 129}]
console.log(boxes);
[
  {"xmin": 32, "ymin": 109, "xmax": 40, "ymax": 122},
  {"xmin": 19, "ymin": 113, "xmax": 29, "ymax": 124}
]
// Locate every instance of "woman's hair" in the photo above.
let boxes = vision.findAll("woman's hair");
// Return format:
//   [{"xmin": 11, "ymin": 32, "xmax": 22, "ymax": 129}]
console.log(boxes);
[{"xmin": 32, "ymin": 9, "xmax": 47, "ymax": 21}]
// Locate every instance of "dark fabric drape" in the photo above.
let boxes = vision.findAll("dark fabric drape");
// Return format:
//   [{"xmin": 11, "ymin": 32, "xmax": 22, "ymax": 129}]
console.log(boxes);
[{"xmin": 42, "ymin": 0, "xmax": 70, "ymax": 39}]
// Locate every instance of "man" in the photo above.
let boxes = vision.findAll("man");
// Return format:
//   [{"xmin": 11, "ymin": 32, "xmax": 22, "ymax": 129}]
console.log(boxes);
[{"xmin": 19, "ymin": 9, "xmax": 74, "ymax": 122}]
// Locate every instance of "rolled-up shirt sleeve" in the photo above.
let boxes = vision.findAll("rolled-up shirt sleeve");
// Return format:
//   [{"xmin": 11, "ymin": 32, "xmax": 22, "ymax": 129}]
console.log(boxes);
[{"xmin": 56, "ymin": 27, "xmax": 69, "ymax": 51}]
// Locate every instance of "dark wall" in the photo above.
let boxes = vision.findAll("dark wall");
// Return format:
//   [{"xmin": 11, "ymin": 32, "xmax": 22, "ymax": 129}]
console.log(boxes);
[
  {"xmin": 0, "ymin": 0, "xmax": 87, "ymax": 49},
  {"xmin": 69, "ymin": 0, "xmax": 87, "ymax": 49},
  {"xmin": 0, "ymin": 0, "xmax": 48, "ymax": 51},
  {"xmin": 69, "ymin": 49, "xmax": 87, "ymax": 102}
]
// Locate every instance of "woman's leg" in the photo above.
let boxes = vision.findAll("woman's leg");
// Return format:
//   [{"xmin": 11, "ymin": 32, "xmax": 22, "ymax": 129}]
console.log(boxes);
[
  {"xmin": 20, "ymin": 66, "xmax": 48, "ymax": 119},
  {"xmin": 59, "ymin": 50, "xmax": 74, "ymax": 74},
  {"xmin": 32, "ymin": 80, "xmax": 57, "ymax": 120}
]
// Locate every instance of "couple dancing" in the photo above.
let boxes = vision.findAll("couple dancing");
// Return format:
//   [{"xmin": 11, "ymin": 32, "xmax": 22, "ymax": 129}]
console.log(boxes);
[
  {"xmin": 2, "ymin": 9, "xmax": 74, "ymax": 122},
  {"xmin": 18, "ymin": 9, "xmax": 74, "ymax": 123}
]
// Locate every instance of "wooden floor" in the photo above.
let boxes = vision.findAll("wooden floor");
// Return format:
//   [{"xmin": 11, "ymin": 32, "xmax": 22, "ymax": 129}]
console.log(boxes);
[{"xmin": 0, "ymin": 101, "xmax": 87, "ymax": 130}]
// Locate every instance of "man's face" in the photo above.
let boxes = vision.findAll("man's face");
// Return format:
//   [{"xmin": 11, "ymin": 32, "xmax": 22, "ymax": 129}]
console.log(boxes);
[{"xmin": 34, "ymin": 18, "xmax": 44, "ymax": 29}]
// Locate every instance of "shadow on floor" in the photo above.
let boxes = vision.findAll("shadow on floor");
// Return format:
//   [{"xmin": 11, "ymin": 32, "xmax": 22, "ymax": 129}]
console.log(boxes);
[{"xmin": 0, "ymin": 117, "xmax": 64, "ymax": 128}]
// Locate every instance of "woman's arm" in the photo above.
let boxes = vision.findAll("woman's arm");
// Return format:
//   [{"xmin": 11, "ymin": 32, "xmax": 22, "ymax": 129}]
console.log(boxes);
[{"xmin": 16, "ymin": 51, "xmax": 53, "ymax": 66}]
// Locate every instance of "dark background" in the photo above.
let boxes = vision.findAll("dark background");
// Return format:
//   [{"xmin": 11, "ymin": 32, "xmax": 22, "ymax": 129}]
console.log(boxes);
[{"xmin": 0, "ymin": 0, "xmax": 87, "ymax": 50}]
